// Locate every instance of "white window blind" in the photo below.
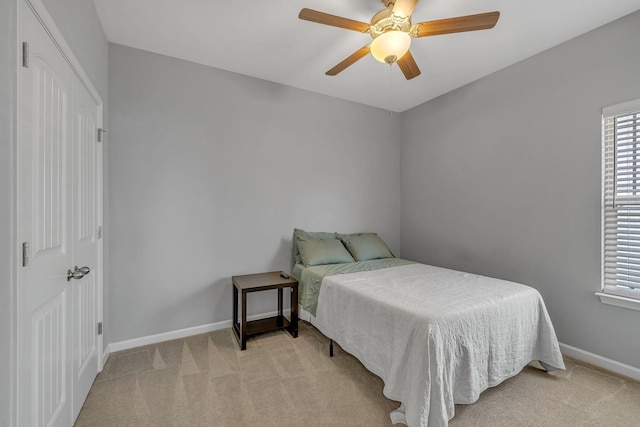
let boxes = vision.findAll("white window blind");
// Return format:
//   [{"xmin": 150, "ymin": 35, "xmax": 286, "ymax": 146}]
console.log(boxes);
[{"xmin": 603, "ymin": 100, "xmax": 640, "ymax": 300}]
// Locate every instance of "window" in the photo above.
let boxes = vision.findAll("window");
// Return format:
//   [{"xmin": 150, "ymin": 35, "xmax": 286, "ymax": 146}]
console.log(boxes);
[{"xmin": 601, "ymin": 98, "xmax": 640, "ymax": 309}]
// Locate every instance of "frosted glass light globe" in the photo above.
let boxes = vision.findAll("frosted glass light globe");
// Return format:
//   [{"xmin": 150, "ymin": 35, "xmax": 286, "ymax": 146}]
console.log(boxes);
[{"xmin": 370, "ymin": 31, "xmax": 411, "ymax": 64}]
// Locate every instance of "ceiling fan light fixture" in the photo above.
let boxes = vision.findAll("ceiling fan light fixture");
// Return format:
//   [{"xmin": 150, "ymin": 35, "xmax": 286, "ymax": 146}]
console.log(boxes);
[{"xmin": 370, "ymin": 30, "xmax": 411, "ymax": 64}]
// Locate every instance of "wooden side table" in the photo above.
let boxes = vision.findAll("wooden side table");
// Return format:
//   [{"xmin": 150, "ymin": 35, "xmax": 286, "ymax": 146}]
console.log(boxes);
[{"xmin": 232, "ymin": 271, "xmax": 298, "ymax": 350}]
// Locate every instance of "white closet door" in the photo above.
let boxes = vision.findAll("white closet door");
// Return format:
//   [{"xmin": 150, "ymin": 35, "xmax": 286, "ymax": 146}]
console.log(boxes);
[
  {"xmin": 19, "ymin": 5, "xmax": 73, "ymax": 427},
  {"xmin": 18, "ymin": 2, "xmax": 103, "ymax": 426},
  {"xmin": 70, "ymin": 73, "xmax": 101, "ymax": 421}
]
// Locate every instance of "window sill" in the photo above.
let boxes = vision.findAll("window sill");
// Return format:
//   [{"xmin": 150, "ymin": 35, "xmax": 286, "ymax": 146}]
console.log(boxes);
[{"xmin": 596, "ymin": 292, "xmax": 640, "ymax": 312}]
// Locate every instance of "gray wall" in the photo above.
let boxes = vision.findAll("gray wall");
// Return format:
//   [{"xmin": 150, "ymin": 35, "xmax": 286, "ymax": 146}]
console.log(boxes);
[
  {"xmin": 1, "ymin": 1, "xmax": 107, "ymax": 424},
  {"xmin": 1, "ymin": 0, "xmax": 17, "ymax": 424},
  {"xmin": 108, "ymin": 44, "xmax": 402, "ymax": 342},
  {"xmin": 401, "ymin": 10, "xmax": 640, "ymax": 368}
]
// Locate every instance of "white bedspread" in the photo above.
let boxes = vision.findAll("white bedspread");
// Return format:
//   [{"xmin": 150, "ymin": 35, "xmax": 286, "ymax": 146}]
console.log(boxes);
[{"xmin": 313, "ymin": 263, "xmax": 565, "ymax": 427}]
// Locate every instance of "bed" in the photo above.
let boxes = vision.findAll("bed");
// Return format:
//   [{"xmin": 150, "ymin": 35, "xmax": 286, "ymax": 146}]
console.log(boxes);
[{"xmin": 291, "ymin": 229, "xmax": 565, "ymax": 427}]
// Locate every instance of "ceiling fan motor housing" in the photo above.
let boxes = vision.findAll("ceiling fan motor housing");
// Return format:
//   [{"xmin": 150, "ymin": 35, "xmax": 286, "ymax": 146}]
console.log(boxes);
[{"xmin": 370, "ymin": 5, "xmax": 412, "ymax": 40}]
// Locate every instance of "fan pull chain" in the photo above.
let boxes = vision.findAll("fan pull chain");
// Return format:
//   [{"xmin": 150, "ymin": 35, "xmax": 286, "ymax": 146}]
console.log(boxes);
[{"xmin": 389, "ymin": 63, "xmax": 394, "ymax": 117}]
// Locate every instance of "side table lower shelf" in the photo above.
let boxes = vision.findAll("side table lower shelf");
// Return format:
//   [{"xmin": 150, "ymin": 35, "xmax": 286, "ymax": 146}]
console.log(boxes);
[{"xmin": 245, "ymin": 316, "xmax": 292, "ymax": 335}]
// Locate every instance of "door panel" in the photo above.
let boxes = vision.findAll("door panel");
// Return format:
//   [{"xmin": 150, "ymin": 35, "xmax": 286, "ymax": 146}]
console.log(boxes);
[
  {"xmin": 33, "ymin": 62, "xmax": 67, "ymax": 256},
  {"xmin": 76, "ymin": 105, "xmax": 95, "ymax": 241},
  {"xmin": 32, "ymin": 291, "xmax": 67, "ymax": 427}
]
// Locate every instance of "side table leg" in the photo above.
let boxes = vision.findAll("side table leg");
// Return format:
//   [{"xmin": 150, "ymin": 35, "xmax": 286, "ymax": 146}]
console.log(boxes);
[
  {"xmin": 277, "ymin": 288, "xmax": 283, "ymax": 327},
  {"xmin": 291, "ymin": 285, "xmax": 298, "ymax": 338},
  {"xmin": 241, "ymin": 291, "xmax": 247, "ymax": 350},
  {"xmin": 233, "ymin": 285, "xmax": 238, "ymax": 330},
  {"xmin": 232, "ymin": 284, "xmax": 242, "ymax": 350}
]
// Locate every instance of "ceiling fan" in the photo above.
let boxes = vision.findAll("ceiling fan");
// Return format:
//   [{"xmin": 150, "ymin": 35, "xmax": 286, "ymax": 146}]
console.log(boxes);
[{"xmin": 299, "ymin": 0, "xmax": 500, "ymax": 80}]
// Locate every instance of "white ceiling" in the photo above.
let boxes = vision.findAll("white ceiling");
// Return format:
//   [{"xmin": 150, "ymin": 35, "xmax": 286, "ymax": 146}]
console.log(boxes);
[{"xmin": 93, "ymin": 0, "xmax": 640, "ymax": 112}]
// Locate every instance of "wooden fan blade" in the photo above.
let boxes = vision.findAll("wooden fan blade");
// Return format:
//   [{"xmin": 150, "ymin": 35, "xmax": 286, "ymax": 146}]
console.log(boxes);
[
  {"xmin": 326, "ymin": 45, "xmax": 371, "ymax": 76},
  {"xmin": 413, "ymin": 11, "xmax": 500, "ymax": 38},
  {"xmin": 392, "ymin": 0, "xmax": 419, "ymax": 19},
  {"xmin": 397, "ymin": 51, "xmax": 421, "ymax": 80},
  {"xmin": 299, "ymin": 8, "xmax": 370, "ymax": 33}
]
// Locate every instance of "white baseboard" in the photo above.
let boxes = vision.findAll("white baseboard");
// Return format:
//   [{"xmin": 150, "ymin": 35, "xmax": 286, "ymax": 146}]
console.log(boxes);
[
  {"xmin": 559, "ymin": 342, "xmax": 640, "ymax": 381},
  {"xmin": 102, "ymin": 344, "xmax": 110, "ymax": 369},
  {"xmin": 107, "ymin": 309, "xmax": 291, "ymax": 354}
]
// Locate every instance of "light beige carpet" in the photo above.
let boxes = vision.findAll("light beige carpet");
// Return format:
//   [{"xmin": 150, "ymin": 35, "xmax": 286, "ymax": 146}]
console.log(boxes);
[{"xmin": 75, "ymin": 321, "xmax": 640, "ymax": 426}]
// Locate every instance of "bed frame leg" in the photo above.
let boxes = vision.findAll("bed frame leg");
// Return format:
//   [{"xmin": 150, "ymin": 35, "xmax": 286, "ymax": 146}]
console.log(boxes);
[{"xmin": 329, "ymin": 339, "xmax": 334, "ymax": 357}]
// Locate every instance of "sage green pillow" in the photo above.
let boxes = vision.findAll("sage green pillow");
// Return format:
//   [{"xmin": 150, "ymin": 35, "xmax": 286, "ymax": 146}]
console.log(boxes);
[
  {"xmin": 297, "ymin": 236, "xmax": 355, "ymax": 267},
  {"xmin": 292, "ymin": 228, "xmax": 337, "ymax": 264},
  {"xmin": 339, "ymin": 233, "xmax": 394, "ymax": 261}
]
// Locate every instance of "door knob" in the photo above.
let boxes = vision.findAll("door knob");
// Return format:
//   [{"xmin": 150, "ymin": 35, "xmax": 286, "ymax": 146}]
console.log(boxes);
[
  {"xmin": 76, "ymin": 266, "xmax": 90, "ymax": 275},
  {"xmin": 67, "ymin": 266, "xmax": 91, "ymax": 282}
]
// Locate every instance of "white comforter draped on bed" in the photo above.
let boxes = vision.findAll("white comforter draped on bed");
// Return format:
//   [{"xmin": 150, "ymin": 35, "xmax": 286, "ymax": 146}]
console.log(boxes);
[{"xmin": 313, "ymin": 263, "xmax": 564, "ymax": 427}]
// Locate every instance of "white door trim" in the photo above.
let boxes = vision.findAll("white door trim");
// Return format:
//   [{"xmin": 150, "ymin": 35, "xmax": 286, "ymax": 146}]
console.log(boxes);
[{"xmin": 15, "ymin": 0, "xmax": 104, "ymax": 425}]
